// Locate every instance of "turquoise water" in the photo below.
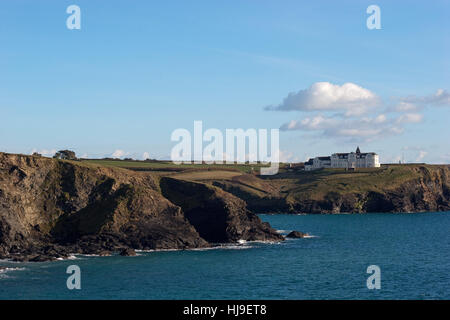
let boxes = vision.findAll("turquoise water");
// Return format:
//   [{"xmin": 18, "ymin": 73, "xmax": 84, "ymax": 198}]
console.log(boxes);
[{"xmin": 1, "ymin": 212, "xmax": 449, "ymax": 299}]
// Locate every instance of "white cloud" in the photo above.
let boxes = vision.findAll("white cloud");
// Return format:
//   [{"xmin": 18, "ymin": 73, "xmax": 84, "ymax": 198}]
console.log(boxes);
[
  {"xmin": 280, "ymin": 114, "xmax": 405, "ymax": 142},
  {"xmin": 266, "ymin": 82, "xmax": 380, "ymax": 116},
  {"xmin": 392, "ymin": 101, "xmax": 419, "ymax": 112},
  {"xmin": 278, "ymin": 150, "xmax": 299, "ymax": 163},
  {"xmin": 396, "ymin": 113, "xmax": 423, "ymax": 123},
  {"xmin": 270, "ymin": 85, "xmax": 448, "ymax": 143},
  {"xmin": 31, "ymin": 148, "xmax": 57, "ymax": 157},
  {"xmin": 281, "ymin": 115, "xmax": 338, "ymax": 131},
  {"xmin": 400, "ymin": 89, "xmax": 450, "ymax": 107},
  {"xmin": 374, "ymin": 114, "xmax": 387, "ymax": 123},
  {"xmin": 388, "ymin": 89, "xmax": 449, "ymax": 114},
  {"xmin": 416, "ymin": 151, "xmax": 427, "ymax": 162},
  {"xmin": 142, "ymin": 152, "xmax": 150, "ymax": 160},
  {"xmin": 111, "ymin": 149, "xmax": 128, "ymax": 158}
]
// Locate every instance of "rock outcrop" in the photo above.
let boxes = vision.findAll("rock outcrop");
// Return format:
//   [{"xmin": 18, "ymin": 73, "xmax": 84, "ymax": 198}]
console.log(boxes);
[
  {"xmin": 160, "ymin": 177, "xmax": 283, "ymax": 243},
  {"xmin": 210, "ymin": 166, "xmax": 450, "ymax": 214},
  {"xmin": 120, "ymin": 248, "xmax": 137, "ymax": 256},
  {"xmin": 288, "ymin": 167, "xmax": 450, "ymax": 214},
  {"xmin": 286, "ymin": 231, "xmax": 307, "ymax": 238},
  {"xmin": 0, "ymin": 153, "xmax": 282, "ymax": 261}
]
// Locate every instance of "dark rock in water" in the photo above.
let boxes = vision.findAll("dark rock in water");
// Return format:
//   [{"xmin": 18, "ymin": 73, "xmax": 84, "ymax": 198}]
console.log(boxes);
[
  {"xmin": 29, "ymin": 254, "xmax": 58, "ymax": 262},
  {"xmin": 286, "ymin": 231, "xmax": 307, "ymax": 238},
  {"xmin": 120, "ymin": 248, "xmax": 136, "ymax": 256},
  {"xmin": 12, "ymin": 254, "xmax": 58, "ymax": 262}
]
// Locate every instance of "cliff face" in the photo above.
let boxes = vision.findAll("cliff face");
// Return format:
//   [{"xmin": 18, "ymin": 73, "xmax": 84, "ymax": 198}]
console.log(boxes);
[
  {"xmin": 364, "ymin": 166, "xmax": 450, "ymax": 213},
  {"xmin": 287, "ymin": 166, "xmax": 450, "ymax": 213},
  {"xmin": 209, "ymin": 166, "xmax": 450, "ymax": 214},
  {"xmin": 212, "ymin": 180, "xmax": 291, "ymax": 214},
  {"xmin": 0, "ymin": 153, "xmax": 281, "ymax": 261},
  {"xmin": 160, "ymin": 177, "xmax": 283, "ymax": 243}
]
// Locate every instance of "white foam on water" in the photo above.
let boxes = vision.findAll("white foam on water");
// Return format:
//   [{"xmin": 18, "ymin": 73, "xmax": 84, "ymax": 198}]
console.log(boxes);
[
  {"xmin": 276, "ymin": 229, "xmax": 291, "ymax": 234},
  {"xmin": 56, "ymin": 254, "xmax": 78, "ymax": 261},
  {"xmin": 188, "ymin": 247, "xmax": 217, "ymax": 251},
  {"xmin": 74, "ymin": 253, "xmax": 110, "ymax": 258},
  {"xmin": 137, "ymin": 241, "xmax": 265, "ymax": 253},
  {"xmin": 42, "ymin": 239, "xmax": 283, "ymax": 258},
  {"xmin": 218, "ymin": 245, "xmax": 254, "ymax": 250},
  {"xmin": 245, "ymin": 240, "xmax": 282, "ymax": 245},
  {"xmin": 0, "ymin": 267, "xmax": 26, "ymax": 279},
  {"xmin": 0, "ymin": 267, "xmax": 25, "ymax": 273},
  {"xmin": 136, "ymin": 248, "xmax": 181, "ymax": 253}
]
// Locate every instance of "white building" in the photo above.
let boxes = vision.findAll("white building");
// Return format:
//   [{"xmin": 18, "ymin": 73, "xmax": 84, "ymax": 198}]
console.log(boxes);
[{"xmin": 305, "ymin": 147, "xmax": 380, "ymax": 171}]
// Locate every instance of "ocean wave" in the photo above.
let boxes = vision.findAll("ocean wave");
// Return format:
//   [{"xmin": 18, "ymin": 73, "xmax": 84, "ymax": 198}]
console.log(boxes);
[
  {"xmin": 56, "ymin": 254, "xmax": 78, "ymax": 261},
  {"xmin": 70, "ymin": 239, "xmax": 281, "ymax": 256},
  {"xmin": 74, "ymin": 253, "xmax": 114, "ymax": 258},
  {"xmin": 244, "ymin": 240, "xmax": 282, "ymax": 245},
  {"xmin": 276, "ymin": 229, "xmax": 291, "ymax": 234},
  {"xmin": 136, "ymin": 240, "xmax": 280, "ymax": 253},
  {"xmin": 0, "ymin": 267, "xmax": 26, "ymax": 279},
  {"xmin": 0, "ymin": 267, "xmax": 25, "ymax": 273},
  {"xmin": 135, "ymin": 248, "xmax": 181, "ymax": 253},
  {"xmin": 189, "ymin": 245, "xmax": 256, "ymax": 251},
  {"xmin": 217, "ymin": 245, "xmax": 255, "ymax": 250}
]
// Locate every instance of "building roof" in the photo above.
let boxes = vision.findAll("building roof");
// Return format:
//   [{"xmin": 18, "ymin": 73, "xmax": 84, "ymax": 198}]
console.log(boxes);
[{"xmin": 332, "ymin": 152, "xmax": 377, "ymax": 156}]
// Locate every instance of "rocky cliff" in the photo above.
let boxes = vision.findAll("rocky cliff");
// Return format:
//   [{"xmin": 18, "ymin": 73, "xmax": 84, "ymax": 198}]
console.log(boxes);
[
  {"xmin": 209, "ymin": 165, "xmax": 450, "ymax": 214},
  {"xmin": 0, "ymin": 153, "xmax": 282, "ymax": 261},
  {"xmin": 160, "ymin": 177, "xmax": 282, "ymax": 243},
  {"xmin": 287, "ymin": 166, "xmax": 450, "ymax": 213}
]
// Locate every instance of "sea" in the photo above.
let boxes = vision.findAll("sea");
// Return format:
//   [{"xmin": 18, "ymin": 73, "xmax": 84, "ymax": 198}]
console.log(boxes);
[{"xmin": 1, "ymin": 212, "xmax": 449, "ymax": 299}]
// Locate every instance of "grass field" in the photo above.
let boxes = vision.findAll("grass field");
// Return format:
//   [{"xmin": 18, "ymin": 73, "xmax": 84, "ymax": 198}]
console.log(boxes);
[
  {"xmin": 280, "ymin": 164, "xmax": 442, "ymax": 202},
  {"xmin": 81, "ymin": 159, "xmax": 279, "ymax": 174}
]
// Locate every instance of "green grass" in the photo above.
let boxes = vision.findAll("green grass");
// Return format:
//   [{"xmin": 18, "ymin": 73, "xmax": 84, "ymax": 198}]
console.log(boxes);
[
  {"xmin": 283, "ymin": 165, "xmax": 427, "ymax": 201},
  {"xmin": 81, "ymin": 159, "xmax": 278, "ymax": 174}
]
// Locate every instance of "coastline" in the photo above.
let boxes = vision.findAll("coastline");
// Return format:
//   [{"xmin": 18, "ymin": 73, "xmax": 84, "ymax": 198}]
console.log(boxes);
[{"xmin": 1, "ymin": 151, "xmax": 449, "ymax": 262}]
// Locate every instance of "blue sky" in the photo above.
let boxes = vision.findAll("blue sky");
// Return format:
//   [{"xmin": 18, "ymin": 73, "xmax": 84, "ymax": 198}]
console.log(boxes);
[{"xmin": 1, "ymin": 0, "xmax": 449, "ymax": 163}]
